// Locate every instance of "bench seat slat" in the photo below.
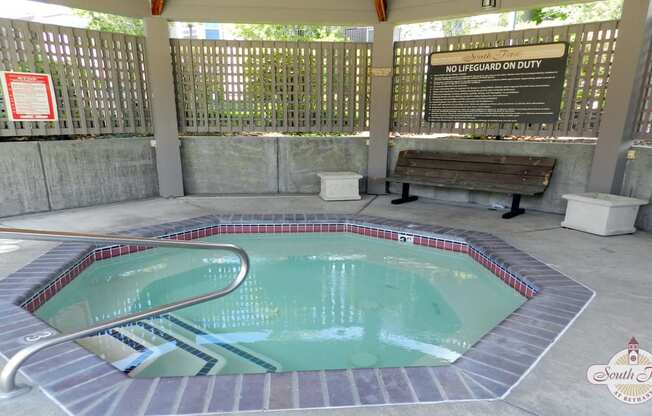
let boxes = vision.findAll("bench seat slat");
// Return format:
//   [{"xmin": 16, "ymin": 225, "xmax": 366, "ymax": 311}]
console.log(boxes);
[
  {"xmin": 403, "ymin": 150, "xmax": 556, "ymax": 168},
  {"xmin": 394, "ymin": 166, "xmax": 550, "ymax": 187},
  {"xmin": 397, "ymin": 158, "xmax": 553, "ymax": 177}
]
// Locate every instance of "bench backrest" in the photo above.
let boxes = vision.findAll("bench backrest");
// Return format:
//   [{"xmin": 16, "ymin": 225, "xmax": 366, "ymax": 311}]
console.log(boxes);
[{"xmin": 392, "ymin": 150, "xmax": 556, "ymax": 195}]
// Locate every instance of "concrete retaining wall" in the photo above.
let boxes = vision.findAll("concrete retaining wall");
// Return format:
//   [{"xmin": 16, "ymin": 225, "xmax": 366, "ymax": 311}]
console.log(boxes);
[
  {"xmin": 181, "ymin": 137, "xmax": 278, "ymax": 194},
  {"xmin": 623, "ymin": 146, "xmax": 652, "ymax": 231},
  {"xmin": 0, "ymin": 138, "xmax": 158, "ymax": 217},
  {"xmin": 181, "ymin": 137, "xmax": 599, "ymax": 216},
  {"xmin": 0, "ymin": 142, "xmax": 50, "ymax": 217},
  {"xmin": 389, "ymin": 138, "xmax": 596, "ymax": 214},
  {"xmin": 3, "ymin": 136, "xmax": 651, "ymax": 233},
  {"xmin": 278, "ymin": 137, "xmax": 368, "ymax": 193},
  {"xmin": 180, "ymin": 136, "xmax": 368, "ymax": 194}
]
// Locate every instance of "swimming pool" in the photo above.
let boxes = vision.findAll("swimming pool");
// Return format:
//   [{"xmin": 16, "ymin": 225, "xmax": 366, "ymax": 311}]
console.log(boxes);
[
  {"xmin": 0, "ymin": 214, "xmax": 593, "ymax": 415},
  {"xmin": 35, "ymin": 233, "xmax": 525, "ymax": 378}
]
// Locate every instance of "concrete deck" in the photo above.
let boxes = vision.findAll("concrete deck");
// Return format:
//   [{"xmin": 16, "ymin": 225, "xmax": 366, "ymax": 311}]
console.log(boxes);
[{"xmin": 0, "ymin": 195, "xmax": 650, "ymax": 416}]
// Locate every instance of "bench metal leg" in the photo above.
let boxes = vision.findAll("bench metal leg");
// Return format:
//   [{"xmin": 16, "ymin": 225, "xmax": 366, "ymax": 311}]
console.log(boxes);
[
  {"xmin": 391, "ymin": 183, "xmax": 419, "ymax": 205},
  {"xmin": 502, "ymin": 194, "xmax": 526, "ymax": 219}
]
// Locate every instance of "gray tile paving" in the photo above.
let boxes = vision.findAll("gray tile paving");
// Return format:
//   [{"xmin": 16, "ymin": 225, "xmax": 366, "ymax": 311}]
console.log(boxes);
[
  {"xmin": 325, "ymin": 370, "xmax": 356, "ymax": 407},
  {"xmin": 298, "ymin": 371, "xmax": 324, "ymax": 408},
  {"xmin": 206, "ymin": 375, "xmax": 237, "ymax": 412},
  {"xmin": 353, "ymin": 368, "xmax": 385, "ymax": 405},
  {"xmin": 177, "ymin": 376, "xmax": 212, "ymax": 414},
  {"xmin": 0, "ymin": 204, "xmax": 596, "ymax": 415},
  {"xmin": 238, "ymin": 373, "xmax": 266, "ymax": 411},
  {"xmin": 144, "ymin": 378, "xmax": 183, "ymax": 415},
  {"xmin": 379, "ymin": 368, "xmax": 414, "ymax": 403},
  {"xmin": 268, "ymin": 372, "xmax": 293, "ymax": 410}
]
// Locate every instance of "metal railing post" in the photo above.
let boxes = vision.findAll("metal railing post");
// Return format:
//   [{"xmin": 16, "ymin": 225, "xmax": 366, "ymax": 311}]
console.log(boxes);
[{"xmin": 0, "ymin": 228, "xmax": 250, "ymax": 399}]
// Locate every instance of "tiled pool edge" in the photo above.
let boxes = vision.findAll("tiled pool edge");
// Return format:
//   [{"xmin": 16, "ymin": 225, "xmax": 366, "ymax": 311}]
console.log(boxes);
[
  {"xmin": 0, "ymin": 214, "xmax": 595, "ymax": 416},
  {"xmin": 18, "ymin": 221, "xmax": 537, "ymax": 312}
]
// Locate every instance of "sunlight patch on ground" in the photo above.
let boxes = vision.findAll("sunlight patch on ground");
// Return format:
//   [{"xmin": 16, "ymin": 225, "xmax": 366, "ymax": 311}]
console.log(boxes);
[{"xmin": 0, "ymin": 239, "xmax": 21, "ymax": 254}]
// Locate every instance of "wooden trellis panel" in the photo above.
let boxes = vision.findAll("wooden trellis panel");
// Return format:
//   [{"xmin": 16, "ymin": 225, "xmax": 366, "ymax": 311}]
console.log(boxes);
[
  {"xmin": 170, "ymin": 39, "xmax": 372, "ymax": 133},
  {"xmin": 391, "ymin": 20, "xmax": 619, "ymax": 138},
  {"xmin": 634, "ymin": 31, "xmax": 652, "ymax": 140},
  {"xmin": 0, "ymin": 18, "xmax": 151, "ymax": 136}
]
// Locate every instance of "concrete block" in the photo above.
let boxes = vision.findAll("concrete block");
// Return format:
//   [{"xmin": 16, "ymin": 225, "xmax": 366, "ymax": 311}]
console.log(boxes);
[
  {"xmin": 561, "ymin": 193, "xmax": 648, "ymax": 235},
  {"xmin": 0, "ymin": 142, "xmax": 49, "ymax": 217},
  {"xmin": 40, "ymin": 138, "xmax": 158, "ymax": 210},
  {"xmin": 389, "ymin": 138, "xmax": 596, "ymax": 214},
  {"xmin": 181, "ymin": 137, "xmax": 278, "ymax": 194},
  {"xmin": 278, "ymin": 137, "xmax": 368, "ymax": 193},
  {"xmin": 623, "ymin": 146, "xmax": 652, "ymax": 231},
  {"xmin": 317, "ymin": 171, "xmax": 363, "ymax": 201}
]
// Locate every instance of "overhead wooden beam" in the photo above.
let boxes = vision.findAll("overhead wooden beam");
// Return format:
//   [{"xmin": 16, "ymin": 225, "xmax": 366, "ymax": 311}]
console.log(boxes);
[
  {"xmin": 374, "ymin": 0, "xmax": 387, "ymax": 22},
  {"xmin": 151, "ymin": 0, "xmax": 165, "ymax": 16}
]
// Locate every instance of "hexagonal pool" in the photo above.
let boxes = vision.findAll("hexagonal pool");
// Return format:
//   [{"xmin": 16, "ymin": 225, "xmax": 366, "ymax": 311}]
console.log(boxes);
[
  {"xmin": 36, "ymin": 232, "xmax": 525, "ymax": 378},
  {"xmin": 2, "ymin": 215, "xmax": 594, "ymax": 414}
]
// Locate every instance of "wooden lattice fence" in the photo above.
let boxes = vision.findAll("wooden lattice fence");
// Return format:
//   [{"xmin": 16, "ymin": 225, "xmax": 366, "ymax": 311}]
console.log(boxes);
[
  {"xmin": 0, "ymin": 18, "xmax": 640, "ymax": 139},
  {"xmin": 634, "ymin": 32, "xmax": 652, "ymax": 140},
  {"xmin": 0, "ymin": 18, "xmax": 151, "ymax": 136},
  {"xmin": 171, "ymin": 40, "xmax": 372, "ymax": 133},
  {"xmin": 392, "ymin": 20, "xmax": 619, "ymax": 137}
]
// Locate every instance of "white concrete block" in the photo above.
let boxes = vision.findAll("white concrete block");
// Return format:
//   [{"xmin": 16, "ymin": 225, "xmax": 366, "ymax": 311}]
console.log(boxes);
[
  {"xmin": 561, "ymin": 193, "xmax": 648, "ymax": 236},
  {"xmin": 317, "ymin": 172, "xmax": 363, "ymax": 201}
]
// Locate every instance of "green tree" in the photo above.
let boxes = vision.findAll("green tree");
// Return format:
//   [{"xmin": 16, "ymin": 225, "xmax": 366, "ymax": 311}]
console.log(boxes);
[
  {"xmin": 526, "ymin": 0, "xmax": 622, "ymax": 26},
  {"xmin": 227, "ymin": 25, "xmax": 350, "ymax": 129},
  {"xmin": 233, "ymin": 24, "xmax": 345, "ymax": 41},
  {"xmin": 527, "ymin": 8, "xmax": 569, "ymax": 25},
  {"xmin": 74, "ymin": 10, "xmax": 144, "ymax": 36}
]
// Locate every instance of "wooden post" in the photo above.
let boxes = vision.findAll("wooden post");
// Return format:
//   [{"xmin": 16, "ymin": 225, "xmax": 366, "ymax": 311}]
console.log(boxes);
[{"xmin": 144, "ymin": 16, "xmax": 184, "ymax": 197}]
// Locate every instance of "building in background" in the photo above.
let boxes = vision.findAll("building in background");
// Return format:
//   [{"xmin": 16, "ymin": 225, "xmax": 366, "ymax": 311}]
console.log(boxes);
[
  {"xmin": 169, "ymin": 21, "xmax": 227, "ymax": 39},
  {"xmin": 204, "ymin": 23, "xmax": 221, "ymax": 40},
  {"xmin": 344, "ymin": 27, "xmax": 374, "ymax": 42}
]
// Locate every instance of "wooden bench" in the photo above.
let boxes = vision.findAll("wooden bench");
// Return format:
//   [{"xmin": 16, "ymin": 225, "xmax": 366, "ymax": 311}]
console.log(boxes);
[{"xmin": 387, "ymin": 150, "xmax": 556, "ymax": 219}]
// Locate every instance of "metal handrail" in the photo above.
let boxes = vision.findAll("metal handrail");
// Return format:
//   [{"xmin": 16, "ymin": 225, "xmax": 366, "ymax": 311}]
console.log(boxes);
[{"xmin": 0, "ymin": 227, "xmax": 250, "ymax": 399}]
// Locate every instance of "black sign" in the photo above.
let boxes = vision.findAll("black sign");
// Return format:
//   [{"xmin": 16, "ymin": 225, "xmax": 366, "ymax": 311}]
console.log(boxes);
[{"xmin": 425, "ymin": 42, "xmax": 568, "ymax": 124}]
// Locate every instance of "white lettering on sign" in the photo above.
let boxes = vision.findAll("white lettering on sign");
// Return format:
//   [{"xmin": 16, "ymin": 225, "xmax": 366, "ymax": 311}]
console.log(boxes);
[
  {"xmin": 426, "ymin": 42, "xmax": 568, "ymax": 124},
  {"xmin": 444, "ymin": 59, "xmax": 543, "ymax": 73}
]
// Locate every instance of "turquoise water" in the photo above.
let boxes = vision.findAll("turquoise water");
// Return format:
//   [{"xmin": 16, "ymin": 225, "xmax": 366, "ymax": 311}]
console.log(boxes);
[{"xmin": 36, "ymin": 233, "xmax": 525, "ymax": 377}]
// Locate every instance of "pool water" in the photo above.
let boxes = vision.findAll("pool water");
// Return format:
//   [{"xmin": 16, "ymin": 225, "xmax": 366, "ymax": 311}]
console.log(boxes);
[{"xmin": 36, "ymin": 233, "xmax": 525, "ymax": 378}]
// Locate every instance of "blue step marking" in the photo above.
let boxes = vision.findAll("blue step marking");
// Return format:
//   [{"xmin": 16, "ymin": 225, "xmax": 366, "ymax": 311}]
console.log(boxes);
[
  {"xmin": 162, "ymin": 314, "xmax": 277, "ymax": 372},
  {"xmin": 107, "ymin": 330, "xmax": 153, "ymax": 374},
  {"xmin": 136, "ymin": 321, "xmax": 218, "ymax": 376}
]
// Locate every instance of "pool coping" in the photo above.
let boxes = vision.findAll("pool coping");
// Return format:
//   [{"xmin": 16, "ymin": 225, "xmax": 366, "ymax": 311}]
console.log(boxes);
[{"xmin": 0, "ymin": 214, "xmax": 595, "ymax": 415}]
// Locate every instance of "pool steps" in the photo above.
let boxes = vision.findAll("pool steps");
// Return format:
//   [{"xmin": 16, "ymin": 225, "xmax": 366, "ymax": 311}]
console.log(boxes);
[
  {"xmin": 161, "ymin": 314, "xmax": 280, "ymax": 373},
  {"xmin": 83, "ymin": 315, "xmax": 279, "ymax": 377}
]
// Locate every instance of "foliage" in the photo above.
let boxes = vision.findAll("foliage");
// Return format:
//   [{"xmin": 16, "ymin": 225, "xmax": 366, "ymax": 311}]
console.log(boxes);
[
  {"xmin": 399, "ymin": 0, "xmax": 623, "ymax": 40},
  {"xmin": 528, "ymin": 0, "xmax": 622, "ymax": 26},
  {"xmin": 73, "ymin": 10, "xmax": 144, "ymax": 36},
  {"xmin": 441, "ymin": 20, "xmax": 474, "ymax": 37},
  {"xmin": 233, "ymin": 24, "xmax": 345, "ymax": 41},
  {"xmin": 528, "ymin": 8, "xmax": 569, "ymax": 25}
]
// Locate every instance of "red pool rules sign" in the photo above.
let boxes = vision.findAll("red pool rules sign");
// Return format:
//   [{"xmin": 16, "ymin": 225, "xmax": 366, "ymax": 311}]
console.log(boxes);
[{"xmin": 1, "ymin": 71, "xmax": 58, "ymax": 121}]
